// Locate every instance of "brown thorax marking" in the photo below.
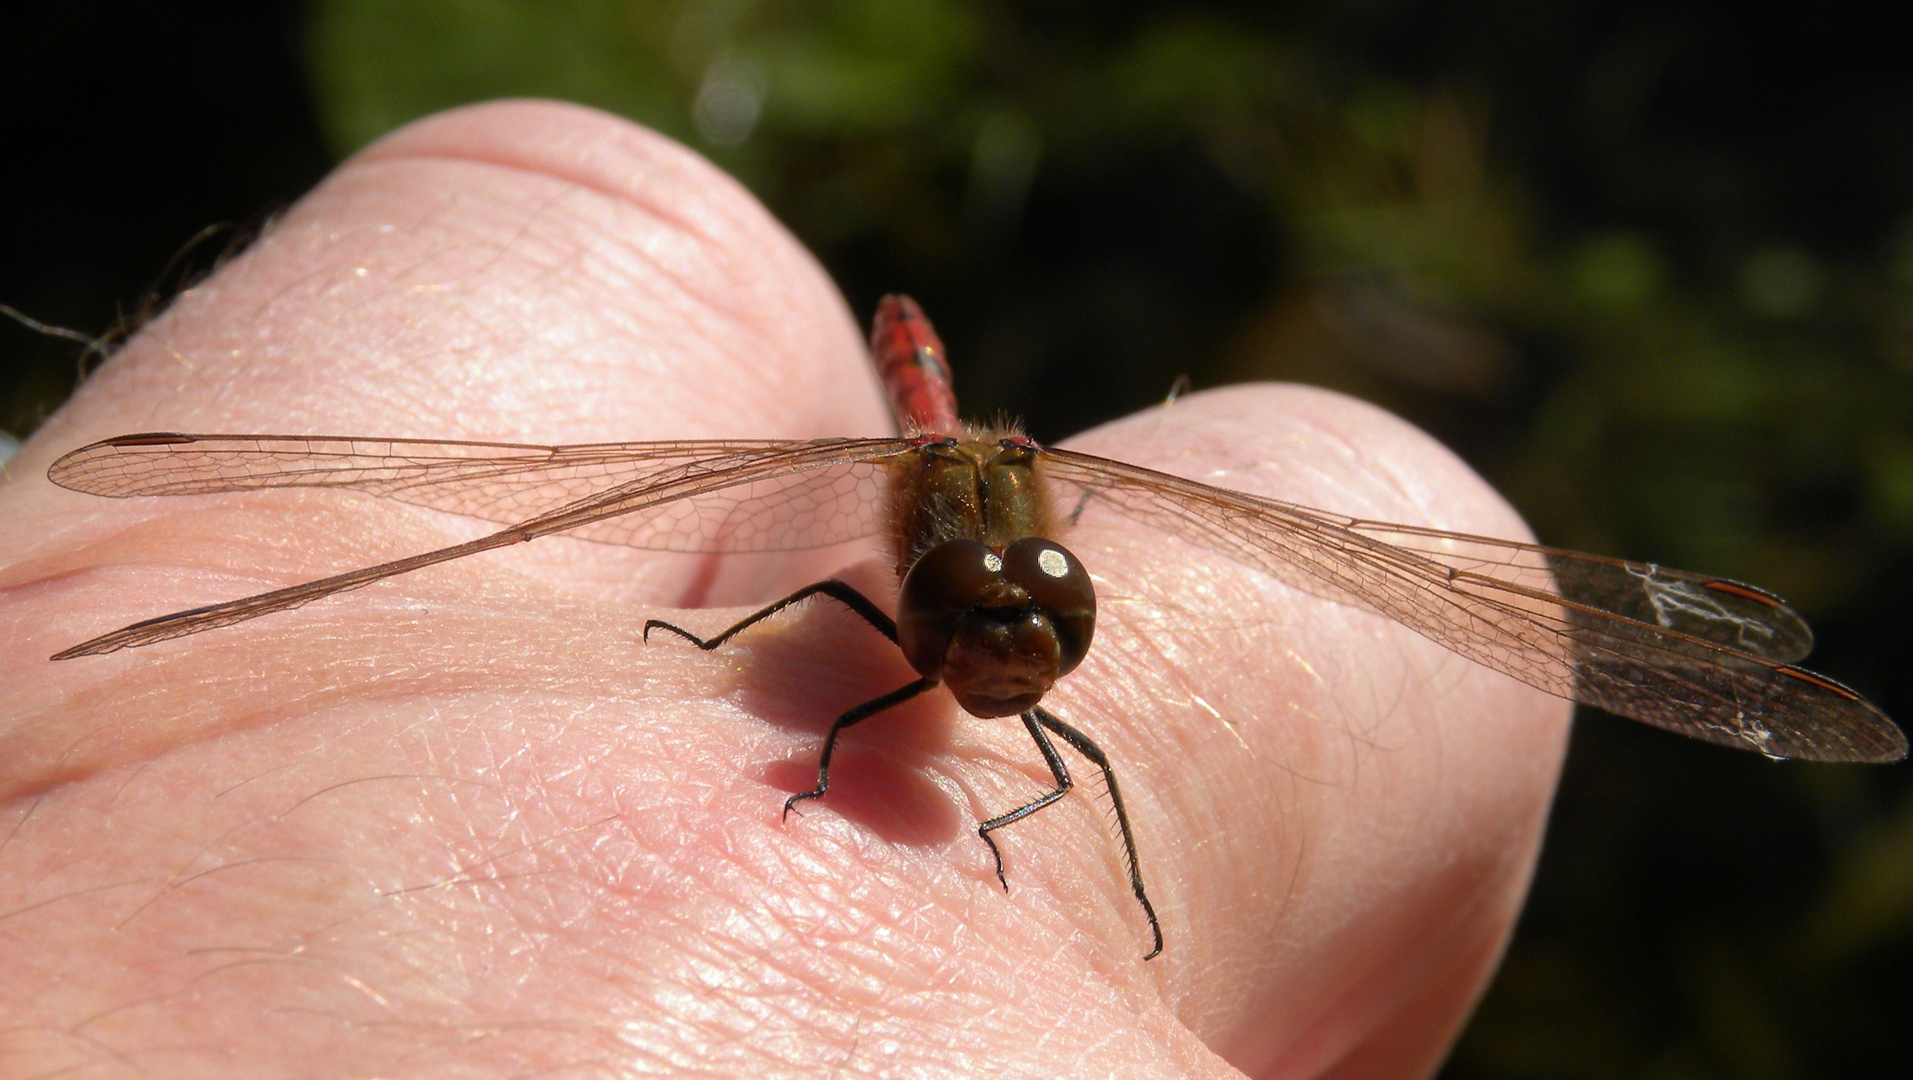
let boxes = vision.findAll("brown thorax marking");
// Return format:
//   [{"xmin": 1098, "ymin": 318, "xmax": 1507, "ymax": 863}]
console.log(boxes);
[{"xmin": 886, "ymin": 425, "xmax": 1053, "ymax": 579}]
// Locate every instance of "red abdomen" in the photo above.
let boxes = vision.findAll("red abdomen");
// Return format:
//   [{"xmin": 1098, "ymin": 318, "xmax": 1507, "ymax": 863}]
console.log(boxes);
[{"xmin": 871, "ymin": 295, "xmax": 960, "ymax": 435}]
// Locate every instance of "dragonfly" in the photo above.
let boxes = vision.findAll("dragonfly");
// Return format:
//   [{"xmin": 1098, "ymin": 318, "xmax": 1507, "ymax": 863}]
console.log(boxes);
[{"xmin": 46, "ymin": 295, "xmax": 1908, "ymax": 960}]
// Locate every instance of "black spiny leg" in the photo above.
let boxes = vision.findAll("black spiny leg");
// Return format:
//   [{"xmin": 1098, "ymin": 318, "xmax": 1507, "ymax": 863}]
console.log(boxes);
[
  {"xmin": 1032, "ymin": 707, "xmax": 1163, "ymax": 960},
  {"xmin": 644, "ymin": 580, "xmax": 933, "ymax": 821},
  {"xmin": 978, "ymin": 709, "xmax": 1164, "ymax": 959},
  {"xmin": 977, "ymin": 712, "xmax": 1076, "ymax": 892},
  {"xmin": 1064, "ymin": 487, "xmax": 1094, "ymax": 527},
  {"xmin": 784, "ymin": 677, "xmax": 936, "ymax": 818},
  {"xmin": 643, "ymin": 580, "xmax": 898, "ymax": 648}
]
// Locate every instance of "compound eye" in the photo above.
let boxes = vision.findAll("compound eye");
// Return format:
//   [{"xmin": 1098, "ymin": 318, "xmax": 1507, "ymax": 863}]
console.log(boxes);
[
  {"xmin": 897, "ymin": 538, "xmax": 1001, "ymax": 678},
  {"xmin": 1001, "ymin": 537, "xmax": 1096, "ymax": 675}
]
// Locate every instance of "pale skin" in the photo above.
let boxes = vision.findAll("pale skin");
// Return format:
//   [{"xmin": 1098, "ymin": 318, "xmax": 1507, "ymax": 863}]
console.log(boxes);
[{"xmin": 0, "ymin": 102, "xmax": 1569, "ymax": 1078}]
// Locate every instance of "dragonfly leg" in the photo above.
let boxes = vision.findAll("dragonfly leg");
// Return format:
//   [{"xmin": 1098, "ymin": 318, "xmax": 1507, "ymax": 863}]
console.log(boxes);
[
  {"xmin": 1063, "ymin": 487, "xmax": 1095, "ymax": 527},
  {"xmin": 643, "ymin": 580, "xmax": 898, "ymax": 648},
  {"xmin": 785, "ymin": 677, "xmax": 937, "ymax": 818},
  {"xmin": 978, "ymin": 711, "xmax": 1075, "ymax": 893},
  {"xmin": 1030, "ymin": 707, "xmax": 1164, "ymax": 960}
]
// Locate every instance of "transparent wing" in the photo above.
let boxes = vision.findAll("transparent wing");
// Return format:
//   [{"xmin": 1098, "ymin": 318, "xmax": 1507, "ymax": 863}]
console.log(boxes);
[
  {"xmin": 49, "ymin": 435, "xmax": 911, "ymax": 657},
  {"xmin": 49, "ymin": 433, "xmax": 907, "ymax": 553},
  {"xmin": 1040, "ymin": 448, "xmax": 1906, "ymax": 764},
  {"xmin": 1344, "ymin": 522, "xmax": 1815, "ymax": 662}
]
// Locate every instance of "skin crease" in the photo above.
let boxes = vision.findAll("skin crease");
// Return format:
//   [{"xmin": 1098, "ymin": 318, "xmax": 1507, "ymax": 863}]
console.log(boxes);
[{"xmin": 0, "ymin": 102, "xmax": 1569, "ymax": 1079}]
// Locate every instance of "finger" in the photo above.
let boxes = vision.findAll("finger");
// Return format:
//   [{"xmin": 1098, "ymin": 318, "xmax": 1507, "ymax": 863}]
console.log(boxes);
[
  {"xmin": 1037, "ymin": 384, "xmax": 1570, "ymax": 1075},
  {"xmin": 17, "ymin": 99, "xmax": 890, "ymax": 611},
  {"xmin": 2, "ymin": 102, "xmax": 887, "ymax": 791},
  {"xmin": 34, "ymin": 100, "xmax": 886, "ymax": 448}
]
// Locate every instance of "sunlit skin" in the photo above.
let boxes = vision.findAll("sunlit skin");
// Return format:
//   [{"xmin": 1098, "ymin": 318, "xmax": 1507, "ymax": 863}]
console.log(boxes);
[{"xmin": 0, "ymin": 103, "xmax": 1571, "ymax": 1078}]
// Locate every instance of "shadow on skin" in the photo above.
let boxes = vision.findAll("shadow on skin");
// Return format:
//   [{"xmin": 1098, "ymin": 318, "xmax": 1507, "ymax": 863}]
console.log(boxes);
[{"xmin": 649, "ymin": 565, "xmax": 973, "ymax": 851}]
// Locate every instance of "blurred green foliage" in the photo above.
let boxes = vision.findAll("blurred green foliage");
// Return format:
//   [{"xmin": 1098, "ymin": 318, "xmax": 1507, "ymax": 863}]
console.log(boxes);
[{"xmin": 302, "ymin": 2, "xmax": 1913, "ymax": 1075}]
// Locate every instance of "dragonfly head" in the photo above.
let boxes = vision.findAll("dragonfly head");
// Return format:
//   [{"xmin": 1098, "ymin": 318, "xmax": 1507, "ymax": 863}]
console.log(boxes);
[{"xmin": 896, "ymin": 537, "xmax": 1096, "ymax": 718}]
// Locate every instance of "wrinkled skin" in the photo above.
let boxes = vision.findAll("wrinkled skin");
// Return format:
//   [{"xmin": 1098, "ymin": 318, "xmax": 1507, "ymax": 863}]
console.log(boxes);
[{"xmin": 0, "ymin": 102, "xmax": 1568, "ymax": 1079}]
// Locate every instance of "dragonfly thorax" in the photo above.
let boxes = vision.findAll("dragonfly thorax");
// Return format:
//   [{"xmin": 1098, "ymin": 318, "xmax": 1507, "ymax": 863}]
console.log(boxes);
[{"xmin": 885, "ymin": 429, "xmax": 1052, "ymax": 579}]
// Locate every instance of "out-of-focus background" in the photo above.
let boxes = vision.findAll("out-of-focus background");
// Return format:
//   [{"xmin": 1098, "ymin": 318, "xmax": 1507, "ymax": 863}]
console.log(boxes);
[{"xmin": 4, "ymin": 2, "xmax": 1909, "ymax": 1073}]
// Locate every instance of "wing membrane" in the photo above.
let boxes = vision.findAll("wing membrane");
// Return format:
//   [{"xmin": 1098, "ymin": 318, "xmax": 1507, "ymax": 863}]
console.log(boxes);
[
  {"xmin": 1345, "ymin": 522, "xmax": 1815, "ymax": 662},
  {"xmin": 46, "ymin": 430, "xmax": 1907, "ymax": 763},
  {"xmin": 50, "ymin": 435, "xmax": 909, "ymax": 657},
  {"xmin": 49, "ymin": 433, "xmax": 904, "ymax": 553},
  {"xmin": 1040, "ymin": 448, "xmax": 1905, "ymax": 764}
]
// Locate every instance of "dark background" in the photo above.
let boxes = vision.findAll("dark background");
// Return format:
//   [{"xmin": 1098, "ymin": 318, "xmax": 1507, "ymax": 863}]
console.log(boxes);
[{"xmin": 4, "ymin": 2, "xmax": 1910, "ymax": 1075}]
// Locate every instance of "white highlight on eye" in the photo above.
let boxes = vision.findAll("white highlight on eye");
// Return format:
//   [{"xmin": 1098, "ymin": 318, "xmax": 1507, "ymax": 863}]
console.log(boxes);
[
  {"xmin": 1037, "ymin": 547, "xmax": 1069, "ymax": 578},
  {"xmin": 983, "ymin": 552, "xmax": 1004, "ymax": 572}
]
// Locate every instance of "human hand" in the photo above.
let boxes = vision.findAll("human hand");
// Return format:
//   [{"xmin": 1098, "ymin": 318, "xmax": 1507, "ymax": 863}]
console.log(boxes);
[{"xmin": 0, "ymin": 101, "xmax": 1567, "ymax": 1078}]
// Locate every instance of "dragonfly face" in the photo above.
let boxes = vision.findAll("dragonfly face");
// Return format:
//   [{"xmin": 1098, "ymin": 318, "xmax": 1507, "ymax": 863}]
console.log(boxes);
[{"xmin": 897, "ymin": 535, "xmax": 1096, "ymax": 718}]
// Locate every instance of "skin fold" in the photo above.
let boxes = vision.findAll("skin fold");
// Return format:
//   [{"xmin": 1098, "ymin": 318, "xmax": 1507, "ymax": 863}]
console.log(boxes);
[{"xmin": 0, "ymin": 101, "xmax": 1568, "ymax": 1079}]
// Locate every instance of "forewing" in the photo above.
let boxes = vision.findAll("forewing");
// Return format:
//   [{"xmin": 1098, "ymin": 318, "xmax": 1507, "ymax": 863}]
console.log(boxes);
[
  {"xmin": 1342, "ymin": 522, "xmax": 1816, "ymax": 663},
  {"xmin": 1041, "ymin": 448, "xmax": 1906, "ymax": 763},
  {"xmin": 50, "ymin": 436, "xmax": 911, "ymax": 656},
  {"xmin": 48, "ymin": 433, "xmax": 904, "ymax": 554}
]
